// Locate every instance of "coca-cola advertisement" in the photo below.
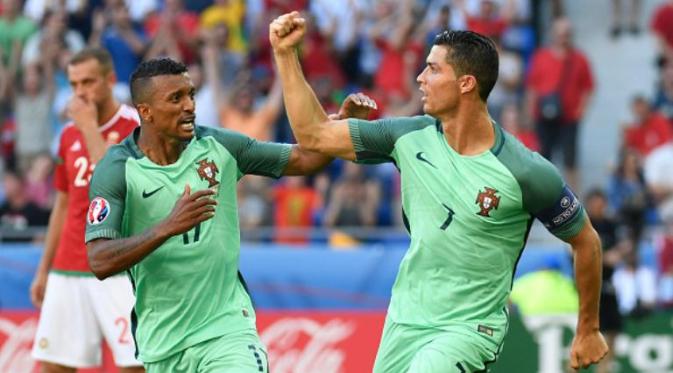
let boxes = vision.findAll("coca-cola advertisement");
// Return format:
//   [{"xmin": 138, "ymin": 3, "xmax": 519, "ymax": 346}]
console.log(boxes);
[
  {"xmin": 258, "ymin": 312, "xmax": 384, "ymax": 373},
  {"xmin": 0, "ymin": 311, "xmax": 385, "ymax": 373}
]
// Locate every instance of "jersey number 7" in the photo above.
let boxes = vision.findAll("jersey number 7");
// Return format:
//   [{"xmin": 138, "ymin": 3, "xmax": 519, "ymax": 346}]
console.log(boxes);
[{"xmin": 440, "ymin": 204, "xmax": 455, "ymax": 230}]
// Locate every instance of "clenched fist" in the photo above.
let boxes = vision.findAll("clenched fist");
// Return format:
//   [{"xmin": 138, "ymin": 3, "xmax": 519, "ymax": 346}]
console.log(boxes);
[{"xmin": 269, "ymin": 11, "xmax": 306, "ymax": 55}]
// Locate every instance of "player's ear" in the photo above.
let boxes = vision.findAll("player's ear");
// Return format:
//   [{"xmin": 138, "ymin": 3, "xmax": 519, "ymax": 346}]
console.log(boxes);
[
  {"xmin": 458, "ymin": 75, "xmax": 478, "ymax": 96},
  {"xmin": 136, "ymin": 103, "xmax": 152, "ymax": 123}
]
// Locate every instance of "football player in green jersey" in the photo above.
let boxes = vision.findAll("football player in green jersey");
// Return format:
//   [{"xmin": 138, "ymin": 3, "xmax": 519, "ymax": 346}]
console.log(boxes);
[
  {"xmin": 270, "ymin": 11, "xmax": 608, "ymax": 372},
  {"xmin": 84, "ymin": 58, "xmax": 375, "ymax": 372}
]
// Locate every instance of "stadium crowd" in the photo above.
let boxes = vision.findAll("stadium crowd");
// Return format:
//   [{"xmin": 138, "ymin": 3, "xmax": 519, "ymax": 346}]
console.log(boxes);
[{"xmin": 0, "ymin": 0, "xmax": 671, "ymax": 315}]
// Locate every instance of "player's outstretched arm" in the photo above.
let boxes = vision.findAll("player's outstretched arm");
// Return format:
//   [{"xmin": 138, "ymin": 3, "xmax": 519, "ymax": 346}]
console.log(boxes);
[
  {"xmin": 271, "ymin": 11, "xmax": 376, "ymax": 161},
  {"xmin": 565, "ymin": 220, "xmax": 609, "ymax": 369},
  {"xmin": 283, "ymin": 93, "xmax": 377, "ymax": 175},
  {"xmin": 87, "ymin": 186, "xmax": 216, "ymax": 279}
]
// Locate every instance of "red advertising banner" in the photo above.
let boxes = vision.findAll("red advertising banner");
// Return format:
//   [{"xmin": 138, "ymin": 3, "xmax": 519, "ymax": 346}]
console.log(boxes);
[
  {"xmin": 0, "ymin": 311, "xmax": 385, "ymax": 373},
  {"xmin": 258, "ymin": 311, "xmax": 385, "ymax": 373}
]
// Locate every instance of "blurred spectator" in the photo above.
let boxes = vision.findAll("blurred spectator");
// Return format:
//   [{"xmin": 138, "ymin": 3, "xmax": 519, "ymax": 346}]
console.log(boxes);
[
  {"xmin": 0, "ymin": 0, "xmax": 37, "ymax": 73},
  {"xmin": 612, "ymin": 243, "xmax": 657, "ymax": 317},
  {"xmin": 207, "ymin": 21, "xmax": 246, "ymax": 87},
  {"xmin": 238, "ymin": 175, "xmax": 272, "ymax": 231},
  {"xmin": 301, "ymin": 14, "xmax": 346, "ymax": 90},
  {"xmin": 273, "ymin": 176, "xmax": 321, "ymax": 244},
  {"xmin": 265, "ymin": 0, "xmax": 308, "ymax": 15},
  {"xmin": 24, "ymin": 154, "xmax": 53, "ymax": 209},
  {"xmin": 509, "ymin": 255, "xmax": 579, "ymax": 316},
  {"xmin": 13, "ymin": 62, "xmax": 54, "ymax": 174},
  {"xmin": 457, "ymin": 0, "xmax": 515, "ymax": 40},
  {"xmin": 526, "ymin": 17, "xmax": 594, "ymax": 191},
  {"xmin": 0, "ymin": 158, "xmax": 5, "ymax": 202},
  {"xmin": 651, "ymin": 0, "xmax": 673, "ymax": 65},
  {"xmin": 488, "ymin": 38, "xmax": 523, "ymax": 121},
  {"xmin": 323, "ymin": 162, "xmax": 380, "ymax": 234},
  {"xmin": 122, "ymin": 0, "xmax": 159, "ymax": 23},
  {"xmin": 657, "ymin": 214, "xmax": 673, "ymax": 308},
  {"xmin": 220, "ymin": 72, "xmax": 283, "ymax": 142},
  {"xmin": 21, "ymin": 9, "xmax": 85, "ymax": 68},
  {"xmin": 89, "ymin": 2, "xmax": 148, "ymax": 85},
  {"xmin": 144, "ymin": 0, "xmax": 199, "ymax": 63},
  {"xmin": 369, "ymin": 0, "xmax": 425, "ymax": 103},
  {"xmin": 500, "ymin": 103, "xmax": 539, "ymax": 152},
  {"xmin": 200, "ymin": 0, "xmax": 247, "ymax": 56},
  {"xmin": 0, "ymin": 171, "xmax": 49, "ymax": 242},
  {"xmin": 309, "ymin": 0, "xmax": 365, "ymax": 82},
  {"xmin": 0, "ymin": 112, "xmax": 15, "ymax": 167},
  {"xmin": 190, "ymin": 31, "xmax": 224, "ymax": 128},
  {"xmin": 310, "ymin": 75, "xmax": 342, "ymax": 116},
  {"xmin": 585, "ymin": 188, "xmax": 627, "ymax": 373},
  {"xmin": 653, "ymin": 59, "xmax": 673, "ymax": 120},
  {"xmin": 607, "ymin": 149, "xmax": 649, "ymax": 243},
  {"xmin": 610, "ymin": 0, "xmax": 642, "ymax": 39},
  {"xmin": 623, "ymin": 95, "xmax": 673, "ymax": 157},
  {"xmin": 423, "ymin": 4, "xmax": 450, "ymax": 47},
  {"xmin": 23, "ymin": 0, "xmax": 87, "ymax": 23},
  {"xmin": 643, "ymin": 140, "xmax": 673, "ymax": 222}
]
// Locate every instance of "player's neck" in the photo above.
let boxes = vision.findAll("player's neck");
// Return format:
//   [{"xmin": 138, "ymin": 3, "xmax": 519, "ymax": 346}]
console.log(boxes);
[
  {"xmin": 97, "ymin": 99, "xmax": 121, "ymax": 127},
  {"xmin": 438, "ymin": 102, "xmax": 494, "ymax": 156},
  {"xmin": 137, "ymin": 128, "xmax": 186, "ymax": 166}
]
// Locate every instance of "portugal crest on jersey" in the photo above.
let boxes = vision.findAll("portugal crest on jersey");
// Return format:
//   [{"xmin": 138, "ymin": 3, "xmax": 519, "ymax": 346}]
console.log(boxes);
[
  {"xmin": 196, "ymin": 158, "xmax": 220, "ymax": 187},
  {"xmin": 475, "ymin": 187, "xmax": 500, "ymax": 217},
  {"xmin": 87, "ymin": 197, "xmax": 110, "ymax": 225}
]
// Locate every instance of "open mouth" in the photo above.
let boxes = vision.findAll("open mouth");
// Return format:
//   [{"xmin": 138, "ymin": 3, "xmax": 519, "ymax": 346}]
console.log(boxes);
[{"xmin": 180, "ymin": 117, "xmax": 195, "ymax": 131}]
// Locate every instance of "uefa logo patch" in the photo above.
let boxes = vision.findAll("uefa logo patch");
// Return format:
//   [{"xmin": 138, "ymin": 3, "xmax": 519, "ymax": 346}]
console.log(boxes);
[{"xmin": 88, "ymin": 197, "xmax": 110, "ymax": 225}]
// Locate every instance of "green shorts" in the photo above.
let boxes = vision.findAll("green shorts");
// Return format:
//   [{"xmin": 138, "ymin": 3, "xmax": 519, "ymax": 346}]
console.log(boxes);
[
  {"xmin": 373, "ymin": 317, "xmax": 506, "ymax": 373},
  {"xmin": 145, "ymin": 331, "xmax": 268, "ymax": 373}
]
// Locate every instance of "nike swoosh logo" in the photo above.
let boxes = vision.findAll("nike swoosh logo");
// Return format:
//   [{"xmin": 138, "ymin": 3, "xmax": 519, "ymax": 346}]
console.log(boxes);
[
  {"xmin": 416, "ymin": 152, "xmax": 437, "ymax": 168},
  {"xmin": 142, "ymin": 186, "xmax": 165, "ymax": 198}
]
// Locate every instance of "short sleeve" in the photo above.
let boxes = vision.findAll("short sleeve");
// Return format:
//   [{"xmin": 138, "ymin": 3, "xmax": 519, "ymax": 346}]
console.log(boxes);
[
  {"xmin": 348, "ymin": 115, "xmax": 434, "ymax": 164},
  {"xmin": 497, "ymin": 137, "xmax": 585, "ymax": 241},
  {"xmin": 85, "ymin": 147, "xmax": 129, "ymax": 243},
  {"xmin": 198, "ymin": 126, "xmax": 291, "ymax": 178},
  {"xmin": 237, "ymin": 138, "xmax": 291, "ymax": 178},
  {"xmin": 521, "ymin": 155, "xmax": 586, "ymax": 240}
]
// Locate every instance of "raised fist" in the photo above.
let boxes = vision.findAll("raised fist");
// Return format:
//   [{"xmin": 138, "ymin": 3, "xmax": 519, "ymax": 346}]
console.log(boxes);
[{"xmin": 269, "ymin": 11, "xmax": 306, "ymax": 54}]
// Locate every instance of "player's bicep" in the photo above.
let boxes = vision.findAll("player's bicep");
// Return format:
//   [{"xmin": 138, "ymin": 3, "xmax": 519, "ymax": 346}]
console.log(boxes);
[{"xmin": 313, "ymin": 120, "xmax": 356, "ymax": 161}]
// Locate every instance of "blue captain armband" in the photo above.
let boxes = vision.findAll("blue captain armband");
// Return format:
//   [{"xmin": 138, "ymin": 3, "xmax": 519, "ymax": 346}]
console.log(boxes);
[{"xmin": 534, "ymin": 185, "xmax": 583, "ymax": 232}]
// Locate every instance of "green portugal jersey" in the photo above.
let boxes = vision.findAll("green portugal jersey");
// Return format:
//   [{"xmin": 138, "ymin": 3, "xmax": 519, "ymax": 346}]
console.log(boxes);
[
  {"xmin": 84, "ymin": 126, "xmax": 291, "ymax": 363},
  {"xmin": 348, "ymin": 115, "xmax": 585, "ymax": 330}
]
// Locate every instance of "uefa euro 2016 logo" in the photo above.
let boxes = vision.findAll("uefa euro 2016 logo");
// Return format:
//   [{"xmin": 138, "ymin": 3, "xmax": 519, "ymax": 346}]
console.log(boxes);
[{"xmin": 87, "ymin": 197, "xmax": 110, "ymax": 225}]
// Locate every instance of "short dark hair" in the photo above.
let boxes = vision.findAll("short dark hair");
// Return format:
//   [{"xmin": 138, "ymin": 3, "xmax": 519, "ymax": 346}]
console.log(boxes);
[
  {"xmin": 69, "ymin": 47, "xmax": 114, "ymax": 75},
  {"xmin": 130, "ymin": 58, "xmax": 188, "ymax": 104},
  {"xmin": 433, "ymin": 30, "xmax": 499, "ymax": 102}
]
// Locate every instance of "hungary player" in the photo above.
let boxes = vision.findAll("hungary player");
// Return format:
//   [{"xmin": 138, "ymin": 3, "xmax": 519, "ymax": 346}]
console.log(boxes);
[
  {"xmin": 84, "ymin": 58, "xmax": 374, "ymax": 372},
  {"xmin": 270, "ymin": 12, "xmax": 608, "ymax": 372},
  {"xmin": 30, "ymin": 48, "xmax": 143, "ymax": 372}
]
